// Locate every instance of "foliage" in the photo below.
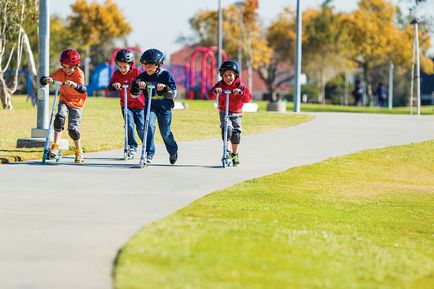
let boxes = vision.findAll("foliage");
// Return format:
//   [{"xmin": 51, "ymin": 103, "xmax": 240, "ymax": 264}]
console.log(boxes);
[
  {"xmin": 345, "ymin": 0, "xmax": 432, "ymax": 86},
  {"xmin": 303, "ymin": 7, "xmax": 353, "ymax": 103},
  {"xmin": 0, "ymin": 0, "xmax": 38, "ymax": 110},
  {"xmin": 189, "ymin": 0, "xmax": 270, "ymax": 67},
  {"xmin": 50, "ymin": 0, "xmax": 132, "ymax": 68}
]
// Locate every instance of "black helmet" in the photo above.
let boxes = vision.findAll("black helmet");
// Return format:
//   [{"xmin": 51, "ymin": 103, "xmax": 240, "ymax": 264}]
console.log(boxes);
[
  {"xmin": 219, "ymin": 60, "xmax": 240, "ymax": 75},
  {"xmin": 115, "ymin": 49, "xmax": 134, "ymax": 63},
  {"xmin": 140, "ymin": 48, "xmax": 164, "ymax": 65}
]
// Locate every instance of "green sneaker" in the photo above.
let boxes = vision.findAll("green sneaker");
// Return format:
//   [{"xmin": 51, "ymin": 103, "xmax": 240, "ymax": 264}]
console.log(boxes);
[{"xmin": 232, "ymin": 153, "xmax": 240, "ymax": 167}]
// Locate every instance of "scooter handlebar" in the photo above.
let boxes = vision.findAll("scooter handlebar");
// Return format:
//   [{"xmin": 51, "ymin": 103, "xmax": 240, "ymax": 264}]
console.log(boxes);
[
  {"xmin": 53, "ymin": 80, "xmax": 64, "ymax": 86},
  {"xmin": 222, "ymin": 89, "xmax": 232, "ymax": 94}
]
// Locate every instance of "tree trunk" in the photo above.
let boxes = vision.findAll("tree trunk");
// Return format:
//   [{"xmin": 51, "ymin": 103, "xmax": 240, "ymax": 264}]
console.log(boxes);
[{"xmin": 0, "ymin": 76, "xmax": 13, "ymax": 109}]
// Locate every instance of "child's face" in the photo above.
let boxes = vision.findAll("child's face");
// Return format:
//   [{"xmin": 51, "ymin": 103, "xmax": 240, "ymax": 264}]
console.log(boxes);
[
  {"xmin": 117, "ymin": 61, "xmax": 131, "ymax": 75},
  {"xmin": 62, "ymin": 64, "xmax": 76, "ymax": 76},
  {"xmin": 222, "ymin": 70, "xmax": 237, "ymax": 85},
  {"xmin": 144, "ymin": 63, "xmax": 159, "ymax": 75}
]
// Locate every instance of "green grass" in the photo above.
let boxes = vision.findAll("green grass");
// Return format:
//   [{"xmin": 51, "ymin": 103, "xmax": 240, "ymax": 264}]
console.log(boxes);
[
  {"xmin": 288, "ymin": 102, "xmax": 434, "ymax": 115},
  {"xmin": 0, "ymin": 96, "xmax": 311, "ymax": 163},
  {"xmin": 114, "ymin": 140, "xmax": 434, "ymax": 289}
]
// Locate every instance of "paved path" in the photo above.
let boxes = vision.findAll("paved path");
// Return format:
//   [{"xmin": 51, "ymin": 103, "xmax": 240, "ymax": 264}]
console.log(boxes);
[{"xmin": 0, "ymin": 113, "xmax": 433, "ymax": 289}]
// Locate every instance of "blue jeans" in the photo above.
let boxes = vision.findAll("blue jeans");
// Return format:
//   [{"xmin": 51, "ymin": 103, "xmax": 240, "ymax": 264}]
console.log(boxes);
[
  {"xmin": 121, "ymin": 108, "xmax": 144, "ymax": 151},
  {"xmin": 145, "ymin": 108, "xmax": 178, "ymax": 157}
]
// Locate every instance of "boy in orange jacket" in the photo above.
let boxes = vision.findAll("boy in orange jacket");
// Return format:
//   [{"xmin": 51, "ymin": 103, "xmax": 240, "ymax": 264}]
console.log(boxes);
[{"xmin": 40, "ymin": 49, "xmax": 87, "ymax": 163}]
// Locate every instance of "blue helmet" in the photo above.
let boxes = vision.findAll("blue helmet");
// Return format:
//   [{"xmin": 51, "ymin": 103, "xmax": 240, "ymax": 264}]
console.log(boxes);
[
  {"xmin": 219, "ymin": 60, "xmax": 240, "ymax": 75},
  {"xmin": 140, "ymin": 48, "xmax": 164, "ymax": 66},
  {"xmin": 115, "ymin": 49, "xmax": 134, "ymax": 63}
]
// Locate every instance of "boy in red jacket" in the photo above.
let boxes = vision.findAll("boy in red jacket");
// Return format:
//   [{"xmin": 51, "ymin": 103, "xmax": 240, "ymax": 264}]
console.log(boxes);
[
  {"xmin": 208, "ymin": 60, "xmax": 252, "ymax": 167},
  {"xmin": 108, "ymin": 49, "xmax": 145, "ymax": 158}
]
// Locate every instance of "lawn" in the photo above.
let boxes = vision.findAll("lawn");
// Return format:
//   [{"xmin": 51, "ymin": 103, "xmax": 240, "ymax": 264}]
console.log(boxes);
[
  {"xmin": 0, "ymin": 96, "xmax": 311, "ymax": 163},
  {"xmin": 114, "ymin": 140, "xmax": 434, "ymax": 289},
  {"xmin": 286, "ymin": 102, "xmax": 434, "ymax": 115}
]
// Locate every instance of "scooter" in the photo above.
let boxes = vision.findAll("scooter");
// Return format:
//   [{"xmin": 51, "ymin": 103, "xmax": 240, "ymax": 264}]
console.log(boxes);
[
  {"xmin": 221, "ymin": 89, "xmax": 233, "ymax": 168},
  {"xmin": 122, "ymin": 83, "xmax": 131, "ymax": 160},
  {"xmin": 42, "ymin": 80, "xmax": 63, "ymax": 164},
  {"xmin": 139, "ymin": 82, "xmax": 155, "ymax": 168}
]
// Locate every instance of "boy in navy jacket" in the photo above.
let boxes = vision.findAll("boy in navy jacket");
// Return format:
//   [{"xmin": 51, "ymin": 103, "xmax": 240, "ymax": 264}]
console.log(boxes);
[{"xmin": 131, "ymin": 48, "xmax": 178, "ymax": 165}]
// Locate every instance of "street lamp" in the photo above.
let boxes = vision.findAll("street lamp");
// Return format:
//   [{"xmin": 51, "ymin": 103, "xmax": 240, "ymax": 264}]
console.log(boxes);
[
  {"xmin": 234, "ymin": 1, "xmax": 244, "ymax": 79},
  {"xmin": 217, "ymin": 0, "xmax": 223, "ymax": 80},
  {"xmin": 410, "ymin": 18, "xmax": 421, "ymax": 115},
  {"xmin": 293, "ymin": 0, "xmax": 302, "ymax": 113}
]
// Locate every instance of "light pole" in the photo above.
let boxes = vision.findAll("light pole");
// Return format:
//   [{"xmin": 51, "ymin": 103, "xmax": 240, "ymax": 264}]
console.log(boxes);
[
  {"xmin": 217, "ymin": 0, "xmax": 223, "ymax": 80},
  {"xmin": 36, "ymin": 0, "xmax": 50, "ymax": 131},
  {"xmin": 410, "ymin": 18, "xmax": 421, "ymax": 116},
  {"xmin": 235, "ymin": 1, "xmax": 243, "ymax": 79},
  {"xmin": 388, "ymin": 62, "xmax": 394, "ymax": 110},
  {"xmin": 293, "ymin": 0, "xmax": 302, "ymax": 113}
]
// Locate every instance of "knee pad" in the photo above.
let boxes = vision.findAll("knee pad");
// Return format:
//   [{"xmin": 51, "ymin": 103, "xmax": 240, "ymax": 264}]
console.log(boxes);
[
  {"xmin": 68, "ymin": 129, "xmax": 80, "ymax": 140},
  {"xmin": 231, "ymin": 130, "xmax": 241, "ymax": 144},
  {"xmin": 221, "ymin": 127, "xmax": 233, "ymax": 141},
  {"xmin": 53, "ymin": 114, "xmax": 65, "ymax": 132}
]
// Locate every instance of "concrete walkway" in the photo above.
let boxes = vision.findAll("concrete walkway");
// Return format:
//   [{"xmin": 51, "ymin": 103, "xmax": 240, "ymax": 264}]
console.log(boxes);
[{"xmin": 0, "ymin": 112, "xmax": 433, "ymax": 289}]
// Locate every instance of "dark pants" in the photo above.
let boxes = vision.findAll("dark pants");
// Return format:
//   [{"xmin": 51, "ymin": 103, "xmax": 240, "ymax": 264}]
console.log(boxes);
[
  {"xmin": 145, "ymin": 108, "xmax": 178, "ymax": 157},
  {"xmin": 121, "ymin": 108, "xmax": 145, "ymax": 151}
]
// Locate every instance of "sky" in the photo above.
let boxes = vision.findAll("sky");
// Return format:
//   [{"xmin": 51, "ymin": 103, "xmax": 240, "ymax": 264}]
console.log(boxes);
[{"xmin": 51, "ymin": 0, "xmax": 432, "ymax": 60}]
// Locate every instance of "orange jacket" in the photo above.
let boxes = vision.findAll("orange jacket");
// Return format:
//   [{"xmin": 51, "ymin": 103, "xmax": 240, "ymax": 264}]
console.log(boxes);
[{"xmin": 51, "ymin": 68, "xmax": 87, "ymax": 108}]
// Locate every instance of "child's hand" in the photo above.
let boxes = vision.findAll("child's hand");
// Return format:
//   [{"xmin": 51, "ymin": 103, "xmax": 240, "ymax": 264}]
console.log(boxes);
[
  {"xmin": 65, "ymin": 80, "xmax": 77, "ymax": 89},
  {"xmin": 214, "ymin": 87, "xmax": 222, "ymax": 94},
  {"xmin": 233, "ymin": 88, "xmax": 243, "ymax": 95},
  {"xmin": 156, "ymin": 83, "xmax": 166, "ymax": 91},
  {"xmin": 45, "ymin": 77, "xmax": 53, "ymax": 84},
  {"xmin": 137, "ymin": 81, "xmax": 147, "ymax": 89},
  {"xmin": 112, "ymin": 82, "xmax": 121, "ymax": 90}
]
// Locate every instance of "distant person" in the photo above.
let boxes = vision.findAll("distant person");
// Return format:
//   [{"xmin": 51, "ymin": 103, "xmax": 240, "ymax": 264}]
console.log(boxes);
[
  {"xmin": 207, "ymin": 60, "xmax": 252, "ymax": 167},
  {"xmin": 40, "ymin": 49, "xmax": 87, "ymax": 163},
  {"xmin": 108, "ymin": 49, "xmax": 145, "ymax": 158},
  {"xmin": 352, "ymin": 80, "xmax": 364, "ymax": 106},
  {"xmin": 130, "ymin": 48, "xmax": 178, "ymax": 165},
  {"xmin": 375, "ymin": 81, "xmax": 387, "ymax": 108}
]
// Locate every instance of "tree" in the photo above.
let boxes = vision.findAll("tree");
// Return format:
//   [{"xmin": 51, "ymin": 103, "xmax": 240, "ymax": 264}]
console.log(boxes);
[
  {"xmin": 0, "ymin": 0, "xmax": 38, "ymax": 110},
  {"xmin": 259, "ymin": 6, "xmax": 297, "ymax": 101},
  {"xmin": 65, "ymin": 0, "xmax": 132, "ymax": 66},
  {"xmin": 345, "ymin": 0, "xmax": 432, "ymax": 105},
  {"xmin": 303, "ymin": 6, "xmax": 353, "ymax": 103}
]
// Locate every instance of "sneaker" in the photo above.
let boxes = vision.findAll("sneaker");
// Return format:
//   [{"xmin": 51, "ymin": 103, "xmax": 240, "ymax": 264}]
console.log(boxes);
[
  {"xmin": 146, "ymin": 154, "xmax": 153, "ymax": 163},
  {"xmin": 74, "ymin": 149, "xmax": 84, "ymax": 164},
  {"xmin": 232, "ymin": 153, "xmax": 240, "ymax": 167},
  {"xmin": 226, "ymin": 150, "xmax": 233, "ymax": 160},
  {"xmin": 129, "ymin": 148, "xmax": 136, "ymax": 159},
  {"xmin": 49, "ymin": 143, "xmax": 61, "ymax": 159},
  {"xmin": 169, "ymin": 153, "xmax": 178, "ymax": 165}
]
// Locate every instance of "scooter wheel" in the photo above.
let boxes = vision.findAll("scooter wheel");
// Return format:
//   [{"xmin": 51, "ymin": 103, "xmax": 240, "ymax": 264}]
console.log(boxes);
[
  {"xmin": 221, "ymin": 158, "xmax": 226, "ymax": 168},
  {"xmin": 139, "ymin": 159, "xmax": 146, "ymax": 168},
  {"xmin": 124, "ymin": 152, "xmax": 128, "ymax": 160}
]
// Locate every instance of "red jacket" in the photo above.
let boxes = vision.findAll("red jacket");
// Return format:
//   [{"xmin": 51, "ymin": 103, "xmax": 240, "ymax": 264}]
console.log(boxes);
[
  {"xmin": 207, "ymin": 78, "xmax": 252, "ymax": 113},
  {"xmin": 109, "ymin": 67, "xmax": 145, "ymax": 109}
]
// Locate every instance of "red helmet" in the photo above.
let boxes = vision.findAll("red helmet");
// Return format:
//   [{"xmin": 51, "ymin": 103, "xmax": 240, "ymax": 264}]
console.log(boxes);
[{"xmin": 60, "ymin": 49, "xmax": 80, "ymax": 66}]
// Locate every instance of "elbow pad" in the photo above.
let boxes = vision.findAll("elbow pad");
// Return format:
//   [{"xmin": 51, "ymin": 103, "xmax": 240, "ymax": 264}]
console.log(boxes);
[
  {"xmin": 75, "ymin": 84, "xmax": 87, "ymax": 94},
  {"xmin": 40, "ymin": 76, "xmax": 48, "ymax": 86},
  {"xmin": 163, "ymin": 88, "xmax": 176, "ymax": 99},
  {"xmin": 130, "ymin": 81, "xmax": 140, "ymax": 95}
]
